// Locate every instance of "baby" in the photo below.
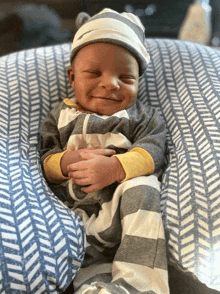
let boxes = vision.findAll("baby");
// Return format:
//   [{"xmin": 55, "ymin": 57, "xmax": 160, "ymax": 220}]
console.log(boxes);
[{"xmin": 39, "ymin": 8, "xmax": 169, "ymax": 294}]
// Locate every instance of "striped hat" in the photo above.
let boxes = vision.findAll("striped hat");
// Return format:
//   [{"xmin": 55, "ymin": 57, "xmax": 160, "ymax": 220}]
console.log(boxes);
[{"xmin": 70, "ymin": 8, "xmax": 150, "ymax": 76}]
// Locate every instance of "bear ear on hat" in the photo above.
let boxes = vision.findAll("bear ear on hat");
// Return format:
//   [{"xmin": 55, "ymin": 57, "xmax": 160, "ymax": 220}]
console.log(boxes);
[{"xmin": 75, "ymin": 12, "xmax": 91, "ymax": 29}]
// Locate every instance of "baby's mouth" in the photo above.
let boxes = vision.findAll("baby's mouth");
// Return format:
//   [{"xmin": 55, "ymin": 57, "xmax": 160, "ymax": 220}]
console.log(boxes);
[{"xmin": 93, "ymin": 96, "xmax": 122, "ymax": 101}]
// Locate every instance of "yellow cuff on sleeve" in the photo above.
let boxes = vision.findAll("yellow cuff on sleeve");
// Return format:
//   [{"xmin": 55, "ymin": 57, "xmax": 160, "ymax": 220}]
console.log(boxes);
[
  {"xmin": 43, "ymin": 151, "xmax": 68, "ymax": 184},
  {"xmin": 114, "ymin": 147, "xmax": 154, "ymax": 182}
]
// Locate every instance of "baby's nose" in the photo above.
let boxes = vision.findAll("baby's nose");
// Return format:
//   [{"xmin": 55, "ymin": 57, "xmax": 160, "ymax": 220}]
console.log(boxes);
[{"xmin": 99, "ymin": 75, "xmax": 120, "ymax": 90}]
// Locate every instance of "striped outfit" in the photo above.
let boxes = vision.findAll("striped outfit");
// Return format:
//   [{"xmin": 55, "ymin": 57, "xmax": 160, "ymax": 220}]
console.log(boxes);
[{"xmin": 39, "ymin": 97, "xmax": 169, "ymax": 294}]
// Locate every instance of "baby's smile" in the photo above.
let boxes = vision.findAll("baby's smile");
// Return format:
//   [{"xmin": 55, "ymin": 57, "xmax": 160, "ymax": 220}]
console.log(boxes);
[{"xmin": 92, "ymin": 95, "xmax": 122, "ymax": 101}]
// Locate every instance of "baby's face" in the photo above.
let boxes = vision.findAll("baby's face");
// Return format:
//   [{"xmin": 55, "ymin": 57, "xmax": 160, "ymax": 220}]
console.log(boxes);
[{"xmin": 68, "ymin": 43, "xmax": 139, "ymax": 116}]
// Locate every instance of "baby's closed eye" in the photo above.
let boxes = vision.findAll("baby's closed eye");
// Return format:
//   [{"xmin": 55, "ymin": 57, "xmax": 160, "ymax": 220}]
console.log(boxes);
[
  {"xmin": 120, "ymin": 74, "xmax": 137, "ymax": 83},
  {"xmin": 83, "ymin": 70, "xmax": 101, "ymax": 77}
]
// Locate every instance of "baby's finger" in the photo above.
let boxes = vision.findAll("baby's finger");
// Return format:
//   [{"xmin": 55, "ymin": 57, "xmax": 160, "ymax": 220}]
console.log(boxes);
[
  {"xmin": 81, "ymin": 184, "xmax": 99, "ymax": 193},
  {"xmin": 100, "ymin": 149, "xmax": 116, "ymax": 156},
  {"xmin": 67, "ymin": 161, "xmax": 88, "ymax": 172},
  {"xmin": 74, "ymin": 177, "xmax": 91, "ymax": 186},
  {"xmin": 69, "ymin": 170, "xmax": 87, "ymax": 178},
  {"xmin": 85, "ymin": 148, "xmax": 115, "ymax": 156}
]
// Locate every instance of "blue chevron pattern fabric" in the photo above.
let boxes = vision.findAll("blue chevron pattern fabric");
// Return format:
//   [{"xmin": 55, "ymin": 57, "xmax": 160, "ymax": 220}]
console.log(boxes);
[
  {"xmin": 1, "ymin": 39, "xmax": 220, "ymax": 292},
  {"xmin": 0, "ymin": 45, "xmax": 85, "ymax": 293},
  {"xmin": 142, "ymin": 39, "xmax": 220, "ymax": 292}
]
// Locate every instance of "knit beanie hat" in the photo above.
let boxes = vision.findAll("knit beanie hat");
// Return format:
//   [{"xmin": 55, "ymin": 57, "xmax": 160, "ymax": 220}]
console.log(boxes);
[{"xmin": 70, "ymin": 8, "xmax": 150, "ymax": 76}]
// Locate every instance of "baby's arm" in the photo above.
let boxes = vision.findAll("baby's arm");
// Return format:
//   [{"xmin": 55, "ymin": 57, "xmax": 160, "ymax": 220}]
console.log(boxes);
[
  {"xmin": 39, "ymin": 102, "xmax": 115, "ymax": 183},
  {"xmin": 67, "ymin": 104, "xmax": 166, "ymax": 192},
  {"xmin": 67, "ymin": 152, "xmax": 126, "ymax": 193},
  {"xmin": 42, "ymin": 148, "xmax": 116, "ymax": 184}
]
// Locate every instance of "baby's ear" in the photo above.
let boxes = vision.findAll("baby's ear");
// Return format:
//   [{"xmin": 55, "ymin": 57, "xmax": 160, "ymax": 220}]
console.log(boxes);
[{"xmin": 67, "ymin": 66, "xmax": 75, "ymax": 88}]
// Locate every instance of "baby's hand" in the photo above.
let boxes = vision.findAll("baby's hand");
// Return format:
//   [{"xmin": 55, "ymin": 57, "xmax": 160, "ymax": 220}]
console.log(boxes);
[
  {"xmin": 60, "ymin": 148, "xmax": 115, "ymax": 176},
  {"xmin": 67, "ymin": 152, "xmax": 125, "ymax": 193}
]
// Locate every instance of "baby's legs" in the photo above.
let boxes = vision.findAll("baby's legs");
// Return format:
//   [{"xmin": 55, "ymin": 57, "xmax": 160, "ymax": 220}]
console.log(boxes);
[
  {"xmin": 111, "ymin": 175, "xmax": 169, "ymax": 294},
  {"xmin": 74, "ymin": 176, "xmax": 169, "ymax": 294}
]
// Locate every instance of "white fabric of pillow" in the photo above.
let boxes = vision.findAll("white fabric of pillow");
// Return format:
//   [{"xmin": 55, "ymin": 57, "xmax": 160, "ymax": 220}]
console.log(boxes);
[
  {"xmin": 0, "ymin": 45, "xmax": 85, "ymax": 293},
  {"xmin": 141, "ymin": 39, "xmax": 220, "ymax": 292}
]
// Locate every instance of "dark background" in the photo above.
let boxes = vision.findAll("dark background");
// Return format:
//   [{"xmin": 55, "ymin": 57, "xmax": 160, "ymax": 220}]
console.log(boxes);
[{"xmin": 0, "ymin": 0, "xmax": 220, "ymax": 57}]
